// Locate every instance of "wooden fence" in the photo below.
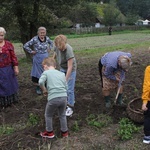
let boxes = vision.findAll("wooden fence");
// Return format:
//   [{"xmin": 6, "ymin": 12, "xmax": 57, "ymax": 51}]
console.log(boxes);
[{"xmin": 49, "ymin": 25, "xmax": 150, "ymax": 36}]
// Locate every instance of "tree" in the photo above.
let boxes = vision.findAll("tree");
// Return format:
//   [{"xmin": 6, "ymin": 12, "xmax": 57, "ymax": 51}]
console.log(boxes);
[
  {"xmin": 0, "ymin": 0, "xmax": 79, "ymax": 59},
  {"xmin": 116, "ymin": 0, "xmax": 136, "ymax": 15},
  {"xmin": 103, "ymin": 3, "xmax": 124, "ymax": 26},
  {"xmin": 116, "ymin": 0, "xmax": 150, "ymax": 19},
  {"xmin": 134, "ymin": 0, "xmax": 150, "ymax": 19},
  {"xmin": 125, "ymin": 13, "xmax": 139, "ymax": 25},
  {"xmin": 68, "ymin": 2, "xmax": 98, "ymax": 27}
]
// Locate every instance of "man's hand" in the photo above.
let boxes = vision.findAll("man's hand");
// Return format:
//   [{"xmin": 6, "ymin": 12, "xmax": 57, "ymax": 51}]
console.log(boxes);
[
  {"xmin": 40, "ymin": 86, "xmax": 48, "ymax": 96},
  {"xmin": 142, "ymin": 103, "xmax": 148, "ymax": 111}
]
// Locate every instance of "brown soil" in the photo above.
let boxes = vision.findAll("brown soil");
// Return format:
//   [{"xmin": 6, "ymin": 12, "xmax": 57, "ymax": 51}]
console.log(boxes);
[{"xmin": 0, "ymin": 47, "xmax": 150, "ymax": 150}]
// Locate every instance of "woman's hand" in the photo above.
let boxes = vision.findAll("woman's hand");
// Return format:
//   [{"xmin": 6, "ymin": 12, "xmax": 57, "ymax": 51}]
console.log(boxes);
[
  {"xmin": 0, "ymin": 47, "xmax": 2, "ymax": 53},
  {"xmin": 14, "ymin": 66, "xmax": 19, "ymax": 75},
  {"xmin": 115, "ymin": 76, "xmax": 120, "ymax": 83},
  {"xmin": 31, "ymin": 51, "xmax": 36, "ymax": 55}
]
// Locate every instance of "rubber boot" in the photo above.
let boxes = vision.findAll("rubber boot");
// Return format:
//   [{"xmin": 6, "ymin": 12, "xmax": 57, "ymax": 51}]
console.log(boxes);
[
  {"xmin": 116, "ymin": 94, "xmax": 127, "ymax": 107},
  {"xmin": 104, "ymin": 96, "xmax": 111, "ymax": 108},
  {"xmin": 116, "ymin": 94, "xmax": 122, "ymax": 105}
]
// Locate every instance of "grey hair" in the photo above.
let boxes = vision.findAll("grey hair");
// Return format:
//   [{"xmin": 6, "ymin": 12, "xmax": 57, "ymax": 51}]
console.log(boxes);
[
  {"xmin": 119, "ymin": 56, "xmax": 132, "ymax": 70},
  {"xmin": 0, "ymin": 27, "xmax": 6, "ymax": 34},
  {"xmin": 37, "ymin": 26, "xmax": 46, "ymax": 33}
]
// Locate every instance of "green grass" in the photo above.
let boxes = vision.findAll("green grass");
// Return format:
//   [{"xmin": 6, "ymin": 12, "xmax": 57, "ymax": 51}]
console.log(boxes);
[
  {"xmin": 86, "ymin": 114, "xmax": 113, "ymax": 130},
  {"xmin": 0, "ymin": 125, "xmax": 15, "ymax": 135},
  {"xmin": 27, "ymin": 113, "xmax": 40, "ymax": 126},
  {"xmin": 71, "ymin": 121, "xmax": 80, "ymax": 132},
  {"xmin": 50, "ymin": 29, "xmax": 150, "ymax": 39},
  {"xmin": 13, "ymin": 31, "xmax": 150, "ymax": 59},
  {"xmin": 74, "ymin": 41, "xmax": 150, "ymax": 57},
  {"xmin": 67, "ymin": 32, "xmax": 150, "ymax": 52}
]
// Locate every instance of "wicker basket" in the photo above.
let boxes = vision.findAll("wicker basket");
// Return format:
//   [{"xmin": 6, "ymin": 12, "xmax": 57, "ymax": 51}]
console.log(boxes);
[{"xmin": 127, "ymin": 97, "xmax": 144, "ymax": 123}]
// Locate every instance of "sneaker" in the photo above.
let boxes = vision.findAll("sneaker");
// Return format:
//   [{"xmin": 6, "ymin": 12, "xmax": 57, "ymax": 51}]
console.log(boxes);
[
  {"xmin": 36, "ymin": 86, "xmax": 42, "ymax": 95},
  {"xmin": 143, "ymin": 136, "xmax": 150, "ymax": 144},
  {"xmin": 40, "ymin": 131, "xmax": 55, "ymax": 138},
  {"xmin": 62, "ymin": 131, "xmax": 68, "ymax": 138},
  {"xmin": 66, "ymin": 106, "xmax": 73, "ymax": 116}
]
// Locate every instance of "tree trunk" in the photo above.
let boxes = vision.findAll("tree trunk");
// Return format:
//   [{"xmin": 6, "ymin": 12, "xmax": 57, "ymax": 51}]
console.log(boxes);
[{"xmin": 14, "ymin": 0, "xmax": 40, "ymax": 60}]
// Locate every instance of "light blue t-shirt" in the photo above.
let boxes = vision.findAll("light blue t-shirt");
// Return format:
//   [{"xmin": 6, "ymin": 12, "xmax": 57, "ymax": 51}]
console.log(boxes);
[{"xmin": 39, "ymin": 69, "xmax": 67, "ymax": 101}]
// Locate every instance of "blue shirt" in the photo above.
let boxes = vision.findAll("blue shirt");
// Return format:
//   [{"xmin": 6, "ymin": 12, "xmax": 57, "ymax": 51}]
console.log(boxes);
[
  {"xmin": 100, "ymin": 51, "xmax": 131, "ymax": 81},
  {"xmin": 23, "ymin": 36, "xmax": 53, "ymax": 54}
]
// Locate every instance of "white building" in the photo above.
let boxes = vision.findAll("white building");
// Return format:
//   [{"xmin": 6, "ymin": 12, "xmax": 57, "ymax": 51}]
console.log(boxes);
[
  {"xmin": 136, "ymin": 19, "xmax": 150, "ymax": 25},
  {"xmin": 143, "ymin": 19, "xmax": 150, "ymax": 25}
]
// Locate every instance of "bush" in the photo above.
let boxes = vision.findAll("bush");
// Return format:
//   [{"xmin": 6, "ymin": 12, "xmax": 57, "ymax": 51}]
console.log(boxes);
[
  {"xmin": 86, "ymin": 114, "xmax": 112, "ymax": 129},
  {"xmin": 117, "ymin": 118, "xmax": 141, "ymax": 140},
  {"xmin": 27, "ymin": 113, "xmax": 40, "ymax": 126}
]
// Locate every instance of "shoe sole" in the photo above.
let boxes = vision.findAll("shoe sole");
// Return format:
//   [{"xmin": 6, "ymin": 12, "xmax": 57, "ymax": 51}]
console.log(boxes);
[
  {"xmin": 66, "ymin": 112, "xmax": 73, "ymax": 117},
  {"xmin": 40, "ymin": 133, "xmax": 55, "ymax": 138},
  {"xmin": 143, "ymin": 140, "xmax": 150, "ymax": 144},
  {"xmin": 66, "ymin": 115, "xmax": 72, "ymax": 117}
]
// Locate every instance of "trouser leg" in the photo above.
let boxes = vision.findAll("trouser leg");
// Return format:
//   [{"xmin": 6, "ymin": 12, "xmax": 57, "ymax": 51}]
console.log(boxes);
[
  {"xmin": 144, "ymin": 102, "xmax": 150, "ymax": 136},
  {"xmin": 45, "ymin": 100, "xmax": 56, "ymax": 132},
  {"xmin": 58, "ymin": 97, "xmax": 68, "ymax": 132}
]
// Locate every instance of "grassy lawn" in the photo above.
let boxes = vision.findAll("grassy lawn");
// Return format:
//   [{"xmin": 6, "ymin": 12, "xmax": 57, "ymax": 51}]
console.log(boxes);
[{"xmin": 14, "ymin": 31, "xmax": 150, "ymax": 58}]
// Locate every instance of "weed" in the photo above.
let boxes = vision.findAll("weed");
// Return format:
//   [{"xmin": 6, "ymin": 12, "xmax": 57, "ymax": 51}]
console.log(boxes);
[
  {"xmin": 117, "ymin": 118, "xmax": 141, "ymax": 140},
  {"xmin": 0, "ymin": 125, "xmax": 14, "ymax": 135},
  {"xmin": 86, "ymin": 114, "xmax": 112, "ymax": 129},
  {"xmin": 27, "ymin": 113, "xmax": 40, "ymax": 126},
  {"xmin": 71, "ymin": 121, "xmax": 80, "ymax": 132}
]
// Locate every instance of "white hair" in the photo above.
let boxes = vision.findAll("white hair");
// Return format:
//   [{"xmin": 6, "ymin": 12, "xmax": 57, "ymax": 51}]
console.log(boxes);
[
  {"xmin": 37, "ymin": 26, "xmax": 46, "ymax": 33},
  {"xmin": 0, "ymin": 27, "xmax": 6, "ymax": 34}
]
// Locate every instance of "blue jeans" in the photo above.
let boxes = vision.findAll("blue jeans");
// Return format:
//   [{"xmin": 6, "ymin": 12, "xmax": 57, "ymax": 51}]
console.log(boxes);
[
  {"xmin": 60, "ymin": 69, "xmax": 76, "ymax": 107},
  {"xmin": 45, "ymin": 97, "xmax": 68, "ymax": 132}
]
